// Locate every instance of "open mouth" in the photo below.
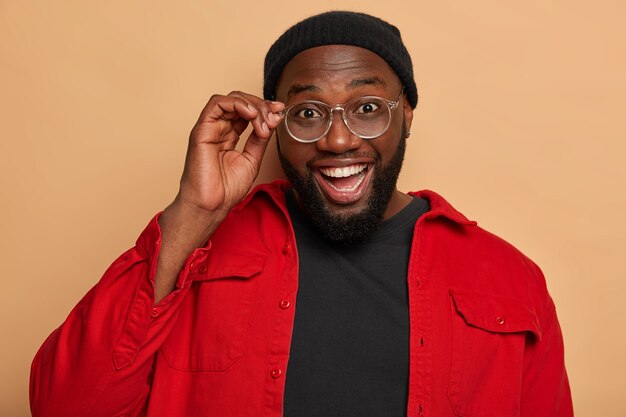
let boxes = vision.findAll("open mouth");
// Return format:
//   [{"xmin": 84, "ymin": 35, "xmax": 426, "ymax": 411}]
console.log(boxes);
[{"xmin": 314, "ymin": 163, "xmax": 374, "ymax": 205}]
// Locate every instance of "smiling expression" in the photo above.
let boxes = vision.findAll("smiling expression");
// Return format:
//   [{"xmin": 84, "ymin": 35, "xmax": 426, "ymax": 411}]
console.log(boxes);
[{"xmin": 275, "ymin": 45, "xmax": 414, "ymax": 241}]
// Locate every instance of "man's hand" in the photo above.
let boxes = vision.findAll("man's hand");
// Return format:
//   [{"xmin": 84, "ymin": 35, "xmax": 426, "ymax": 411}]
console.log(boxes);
[
  {"xmin": 154, "ymin": 92, "xmax": 284, "ymax": 302},
  {"xmin": 179, "ymin": 91, "xmax": 285, "ymax": 215}
]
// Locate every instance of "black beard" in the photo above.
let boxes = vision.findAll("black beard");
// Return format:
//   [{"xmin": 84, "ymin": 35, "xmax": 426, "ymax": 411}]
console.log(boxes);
[{"xmin": 278, "ymin": 128, "xmax": 407, "ymax": 245}]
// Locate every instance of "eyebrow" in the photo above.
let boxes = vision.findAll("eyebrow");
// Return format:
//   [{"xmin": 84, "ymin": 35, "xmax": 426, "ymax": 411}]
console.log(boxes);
[
  {"xmin": 286, "ymin": 84, "xmax": 321, "ymax": 99},
  {"xmin": 285, "ymin": 76, "xmax": 388, "ymax": 100},
  {"xmin": 347, "ymin": 76, "xmax": 387, "ymax": 89}
]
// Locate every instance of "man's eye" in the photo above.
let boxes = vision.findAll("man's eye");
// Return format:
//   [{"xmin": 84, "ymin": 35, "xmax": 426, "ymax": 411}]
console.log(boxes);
[
  {"xmin": 355, "ymin": 102, "xmax": 381, "ymax": 114},
  {"xmin": 294, "ymin": 108, "xmax": 323, "ymax": 119}
]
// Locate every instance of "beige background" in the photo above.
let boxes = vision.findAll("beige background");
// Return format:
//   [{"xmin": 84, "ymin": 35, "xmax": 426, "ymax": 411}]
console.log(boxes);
[{"xmin": 1, "ymin": 1, "xmax": 625, "ymax": 416}]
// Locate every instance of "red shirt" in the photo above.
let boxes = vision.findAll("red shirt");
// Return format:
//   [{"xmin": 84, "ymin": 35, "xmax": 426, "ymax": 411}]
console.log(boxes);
[{"xmin": 30, "ymin": 181, "xmax": 573, "ymax": 417}]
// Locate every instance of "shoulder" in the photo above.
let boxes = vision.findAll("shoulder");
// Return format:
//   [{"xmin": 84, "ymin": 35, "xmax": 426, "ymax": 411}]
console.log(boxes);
[
  {"xmin": 211, "ymin": 180, "xmax": 292, "ymax": 246},
  {"xmin": 412, "ymin": 189, "xmax": 549, "ymax": 302},
  {"xmin": 233, "ymin": 179, "xmax": 292, "ymax": 214},
  {"xmin": 413, "ymin": 189, "xmax": 536, "ymax": 264}
]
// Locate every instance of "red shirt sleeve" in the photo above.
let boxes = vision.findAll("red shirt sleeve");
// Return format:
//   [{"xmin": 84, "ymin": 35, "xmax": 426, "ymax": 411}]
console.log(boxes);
[
  {"xmin": 29, "ymin": 214, "xmax": 209, "ymax": 417},
  {"xmin": 520, "ymin": 267, "xmax": 574, "ymax": 417}
]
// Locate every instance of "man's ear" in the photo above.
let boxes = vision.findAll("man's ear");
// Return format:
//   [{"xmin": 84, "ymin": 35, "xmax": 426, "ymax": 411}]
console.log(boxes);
[{"xmin": 402, "ymin": 96, "xmax": 414, "ymax": 138}]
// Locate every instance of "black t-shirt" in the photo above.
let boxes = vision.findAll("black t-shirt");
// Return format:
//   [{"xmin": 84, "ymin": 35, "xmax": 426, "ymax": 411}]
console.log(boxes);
[{"xmin": 284, "ymin": 190, "xmax": 430, "ymax": 417}]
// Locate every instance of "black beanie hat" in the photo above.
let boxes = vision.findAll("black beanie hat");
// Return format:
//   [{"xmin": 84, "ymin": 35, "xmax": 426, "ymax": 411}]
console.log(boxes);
[{"xmin": 263, "ymin": 11, "xmax": 418, "ymax": 109}]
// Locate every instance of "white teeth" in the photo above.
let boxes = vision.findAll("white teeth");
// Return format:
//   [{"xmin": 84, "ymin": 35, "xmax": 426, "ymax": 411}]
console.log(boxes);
[
  {"xmin": 326, "ymin": 173, "xmax": 366, "ymax": 192},
  {"xmin": 320, "ymin": 164, "xmax": 367, "ymax": 178}
]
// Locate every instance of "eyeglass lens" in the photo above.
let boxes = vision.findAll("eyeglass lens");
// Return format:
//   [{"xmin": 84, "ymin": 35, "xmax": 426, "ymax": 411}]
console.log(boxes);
[{"xmin": 286, "ymin": 97, "xmax": 392, "ymax": 142}]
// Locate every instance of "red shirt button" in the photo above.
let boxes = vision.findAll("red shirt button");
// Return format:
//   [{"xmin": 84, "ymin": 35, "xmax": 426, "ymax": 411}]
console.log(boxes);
[
  {"xmin": 199, "ymin": 264, "xmax": 208, "ymax": 274},
  {"xmin": 151, "ymin": 308, "xmax": 159, "ymax": 318},
  {"xmin": 271, "ymin": 368, "xmax": 282, "ymax": 378},
  {"xmin": 496, "ymin": 316, "xmax": 505, "ymax": 325},
  {"xmin": 282, "ymin": 244, "xmax": 291, "ymax": 254},
  {"xmin": 279, "ymin": 300, "xmax": 291, "ymax": 309}
]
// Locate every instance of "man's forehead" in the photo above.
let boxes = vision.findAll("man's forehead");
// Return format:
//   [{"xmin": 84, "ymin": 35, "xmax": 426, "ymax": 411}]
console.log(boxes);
[{"xmin": 285, "ymin": 77, "xmax": 388, "ymax": 100}]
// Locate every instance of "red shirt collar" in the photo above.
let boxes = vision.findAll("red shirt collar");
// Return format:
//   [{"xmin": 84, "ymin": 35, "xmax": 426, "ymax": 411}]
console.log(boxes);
[{"xmin": 240, "ymin": 180, "xmax": 476, "ymax": 227}]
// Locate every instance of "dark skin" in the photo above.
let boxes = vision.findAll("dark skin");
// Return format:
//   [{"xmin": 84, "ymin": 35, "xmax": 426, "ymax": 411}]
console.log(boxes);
[
  {"xmin": 275, "ymin": 45, "xmax": 414, "ymax": 220},
  {"xmin": 154, "ymin": 45, "xmax": 413, "ymax": 303}
]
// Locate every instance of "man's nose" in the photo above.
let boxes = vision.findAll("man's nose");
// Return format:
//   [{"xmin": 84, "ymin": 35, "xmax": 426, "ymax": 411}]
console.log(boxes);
[{"xmin": 315, "ymin": 111, "xmax": 362, "ymax": 154}]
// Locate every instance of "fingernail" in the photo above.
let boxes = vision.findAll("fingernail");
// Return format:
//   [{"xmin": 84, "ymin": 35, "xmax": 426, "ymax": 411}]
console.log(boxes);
[
  {"xmin": 247, "ymin": 104, "xmax": 256, "ymax": 113},
  {"xmin": 268, "ymin": 113, "xmax": 277, "ymax": 123},
  {"xmin": 262, "ymin": 122, "xmax": 269, "ymax": 133}
]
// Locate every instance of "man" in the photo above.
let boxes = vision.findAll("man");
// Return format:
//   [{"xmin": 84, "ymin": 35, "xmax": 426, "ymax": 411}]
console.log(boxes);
[{"xmin": 30, "ymin": 11, "xmax": 573, "ymax": 417}]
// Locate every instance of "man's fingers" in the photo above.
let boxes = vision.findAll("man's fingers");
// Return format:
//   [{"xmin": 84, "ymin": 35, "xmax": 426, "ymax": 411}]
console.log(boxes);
[
  {"xmin": 240, "ymin": 129, "xmax": 272, "ymax": 171},
  {"xmin": 267, "ymin": 100, "xmax": 286, "ymax": 112},
  {"xmin": 228, "ymin": 92, "xmax": 284, "ymax": 136},
  {"xmin": 197, "ymin": 91, "xmax": 284, "ymax": 139},
  {"xmin": 197, "ymin": 95, "xmax": 252, "ymax": 122},
  {"xmin": 231, "ymin": 118, "xmax": 249, "ymax": 137}
]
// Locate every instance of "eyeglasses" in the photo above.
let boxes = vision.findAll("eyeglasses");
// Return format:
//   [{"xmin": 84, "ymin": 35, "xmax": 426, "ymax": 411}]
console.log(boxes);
[{"xmin": 277, "ymin": 89, "xmax": 404, "ymax": 143}]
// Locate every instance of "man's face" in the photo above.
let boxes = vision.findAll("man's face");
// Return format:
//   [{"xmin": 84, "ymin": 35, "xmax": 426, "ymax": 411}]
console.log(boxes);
[{"xmin": 275, "ymin": 45, "xmax": 414, "ymax": 243}]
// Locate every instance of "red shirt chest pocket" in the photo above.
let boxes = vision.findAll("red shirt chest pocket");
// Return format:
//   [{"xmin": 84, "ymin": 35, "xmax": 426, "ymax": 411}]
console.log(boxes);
[
  {"xmin": 448, "ymin": 288, "xmax": 542, "ymax": 417},
  {"xmin": 159, "ymin": 247, "xmax": 267, "ymax": 372}
]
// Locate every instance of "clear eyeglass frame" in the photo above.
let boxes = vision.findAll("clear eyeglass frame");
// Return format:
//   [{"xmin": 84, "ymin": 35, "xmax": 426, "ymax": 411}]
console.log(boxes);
[{"xmin": 276, "ymin": 88, "xmax": 404, "ymax": 143}]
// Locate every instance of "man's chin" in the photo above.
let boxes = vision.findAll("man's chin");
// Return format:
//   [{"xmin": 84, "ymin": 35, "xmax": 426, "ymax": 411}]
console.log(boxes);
[
  {"xmin": 300, "ymin": 188, "xmax": 373, "ymax": 220},
  {"xmin": 309, "ymin": 203, "xmax": 383, "ymax": 245},
  {"xmin": 278, "ymin": 132, "xmax": 406, "ymax": 244},
  {"xmin": 288, "ymin": 179, "xmax": 385, "ymax": 245}
]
